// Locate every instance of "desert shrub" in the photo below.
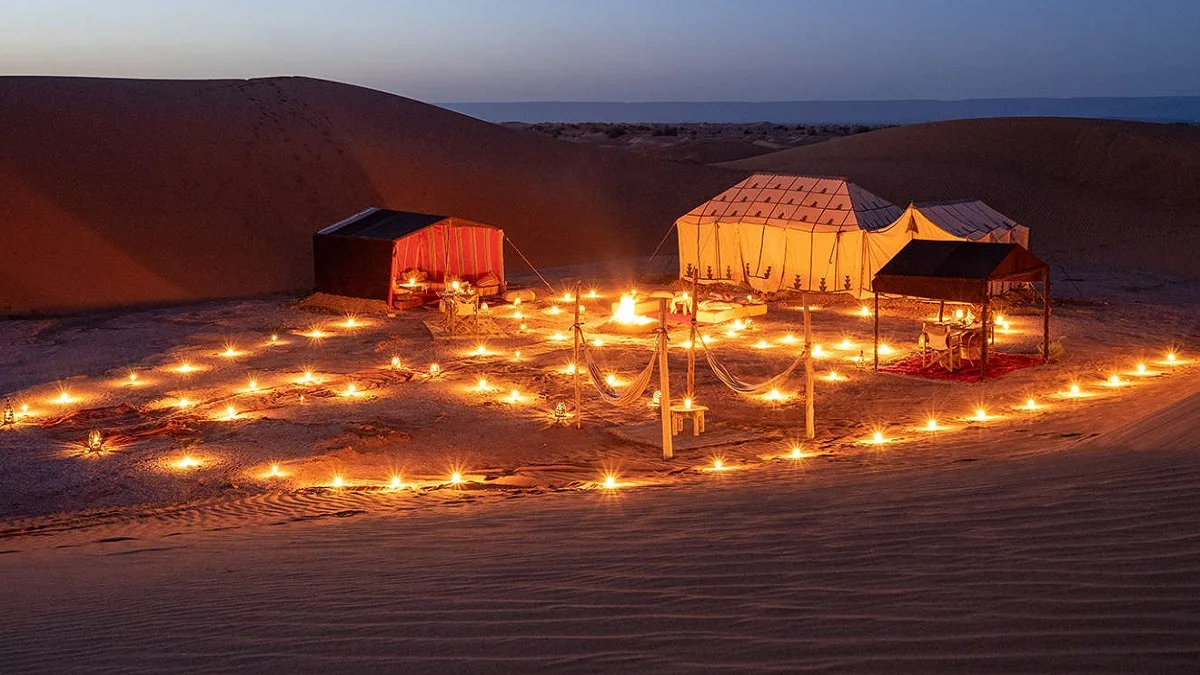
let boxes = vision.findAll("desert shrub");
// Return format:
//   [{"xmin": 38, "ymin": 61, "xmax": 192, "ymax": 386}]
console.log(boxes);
[{"xmin": 605, "ymin": 125, "xmax": 628, "ymax": 139}]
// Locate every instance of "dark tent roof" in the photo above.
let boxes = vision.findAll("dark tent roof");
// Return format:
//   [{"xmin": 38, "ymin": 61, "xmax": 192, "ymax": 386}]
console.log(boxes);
[
  {"xmin": 873, "ymin": 240, "xmax": 1047, "ymax": 303},
  {"xmin": 321, "ymin": 209, "xmax": 449, "ymax": 240}
]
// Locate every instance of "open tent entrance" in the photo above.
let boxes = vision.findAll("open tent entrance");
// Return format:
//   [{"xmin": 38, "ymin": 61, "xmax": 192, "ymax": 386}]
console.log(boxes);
[{"xmin": 871, "ymin": 240, "xmax": 1051, "ymax": 382}]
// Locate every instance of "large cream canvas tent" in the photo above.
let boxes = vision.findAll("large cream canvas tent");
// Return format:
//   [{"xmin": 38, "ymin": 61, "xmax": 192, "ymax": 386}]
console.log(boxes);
[{"xmin": 677, "ymin": 174, "xmax": 1032, "ymax": 296}]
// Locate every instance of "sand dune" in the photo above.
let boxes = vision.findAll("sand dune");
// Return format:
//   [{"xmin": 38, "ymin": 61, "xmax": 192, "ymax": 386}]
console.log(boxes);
[
  {"xmin": 724, "ymin": 117, "xmax": 1200, "ymax": 280},
  {"xmin": 0, "ymin": 77, "xmax": 738, "ymax": 315}
]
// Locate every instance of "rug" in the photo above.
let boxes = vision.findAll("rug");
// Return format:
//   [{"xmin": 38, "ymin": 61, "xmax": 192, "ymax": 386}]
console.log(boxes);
[{"xmin": 880, "ymin": 352, "xmax": 1042, "ymax": 382}]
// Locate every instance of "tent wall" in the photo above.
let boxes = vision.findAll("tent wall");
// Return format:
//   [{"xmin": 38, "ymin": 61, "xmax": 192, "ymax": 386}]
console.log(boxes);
[
  {"xmin": 313, "ymin": 234, "xmax": 394, "ymax": 301},
  {"xmin": 392, "ymin": 219, "xmax": 505, "ymax": 285}
]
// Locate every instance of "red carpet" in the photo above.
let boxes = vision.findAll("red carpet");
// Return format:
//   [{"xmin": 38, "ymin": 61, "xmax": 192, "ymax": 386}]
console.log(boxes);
[{"xmin": 880, "ymin": 352, "xmax": 1042, "ymax": 382}]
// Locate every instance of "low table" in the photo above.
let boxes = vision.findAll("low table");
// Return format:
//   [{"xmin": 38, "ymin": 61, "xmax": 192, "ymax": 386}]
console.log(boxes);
[{"xmin": 669, "ymin": 404, "xmax": 708, "ymax": 436}]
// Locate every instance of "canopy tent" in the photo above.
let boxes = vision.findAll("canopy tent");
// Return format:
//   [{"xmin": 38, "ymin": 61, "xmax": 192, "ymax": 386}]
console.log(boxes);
[
  {"xmin": 676, "ymin": 175, "xmax": 1034, "ymax": 297},
  {"xmin": 676, "ymin": 173, "xmax": 903, "ymax": 295},
  {"xmin": 313, "ymin": 208, "xmax": 505, "ymax": 304},
  {"xmin": 871, "ymin": 240, "xmax": 1050, "ymax": 380}
]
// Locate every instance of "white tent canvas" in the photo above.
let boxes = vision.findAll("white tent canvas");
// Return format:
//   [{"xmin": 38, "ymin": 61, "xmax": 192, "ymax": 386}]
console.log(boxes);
[{"xmin": 677, "ymin": 175, "xmax": 1032, "ymax": 296}]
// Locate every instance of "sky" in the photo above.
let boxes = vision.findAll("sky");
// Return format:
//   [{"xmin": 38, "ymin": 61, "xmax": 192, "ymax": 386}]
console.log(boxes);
[{"xmin": 1, "ymin": 0, "xmax": 1198, "ymax": 102}]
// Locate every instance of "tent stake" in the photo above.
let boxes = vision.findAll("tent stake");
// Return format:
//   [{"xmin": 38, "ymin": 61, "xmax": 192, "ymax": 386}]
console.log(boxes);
[{"xmin": 658, "ymin": 298, "xmax": 673, "ymax": 461}]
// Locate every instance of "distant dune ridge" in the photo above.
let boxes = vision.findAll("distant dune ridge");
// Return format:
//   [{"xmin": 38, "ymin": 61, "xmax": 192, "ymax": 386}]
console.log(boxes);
[
  {"xmin": 0, "ymin": 76, "xmax": 737, "ymax": 314},
  {"xmin": 3, "ymin": 78, "xmax": 1198, "ymax": 315},
  {"xmin": 725, "ymin": 117, "xmax": 1200, "ymax": 280}
]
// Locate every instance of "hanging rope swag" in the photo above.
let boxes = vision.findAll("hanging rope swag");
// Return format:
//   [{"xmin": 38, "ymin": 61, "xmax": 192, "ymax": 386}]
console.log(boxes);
[
  {"xmin": 696, "ymin": 325, "xmax": 808, "ymax": 396},
  {"xmin": 576, "ymin": 325, "xmax": 659, "ymax": 407}
]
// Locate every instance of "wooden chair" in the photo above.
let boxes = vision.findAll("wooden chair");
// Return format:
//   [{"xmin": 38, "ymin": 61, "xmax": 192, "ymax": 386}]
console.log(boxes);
[{"xmin": 920, "ymin": 323, "xmax": 963, "ymax": 372}]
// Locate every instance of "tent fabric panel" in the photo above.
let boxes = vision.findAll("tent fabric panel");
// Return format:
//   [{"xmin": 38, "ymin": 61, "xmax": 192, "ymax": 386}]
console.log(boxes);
[
  {"xmin": 313, "ymin": 233, "xmax": 394, "ymax": 301},
  {"xmin": 327, "ymin": 210, "xmax": 447, "ymax": 240},
  {"xmin": 873, "ymin": 274, "xmax": 989, "ymax": 304}
]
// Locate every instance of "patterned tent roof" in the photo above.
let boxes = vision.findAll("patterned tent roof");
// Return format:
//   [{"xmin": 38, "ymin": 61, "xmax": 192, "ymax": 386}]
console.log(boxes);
[
  {"xmin": 909, "ymin": 199, "xmax": 1023, "ymax": 241},
  {"xmin": 682, "ymin": 173, "xmax": 903, "ymax": 232}
]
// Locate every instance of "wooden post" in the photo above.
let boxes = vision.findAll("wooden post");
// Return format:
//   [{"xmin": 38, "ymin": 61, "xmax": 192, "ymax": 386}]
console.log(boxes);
[
  {"xmin": 690, "ymin": 225, "xmax": 700, "ymax": 399},
  {"xmin": 1042, "ymin": 269, "xmax": 1051, "ymax": 364},
  {"xmin": 873, "ymin": 290, "xmax": 880, "ymax": 371},
  {"xmin": 980, "ymin": 295, "xmax": 990, "ymax": 382},
  {"xmin": 657, "ymin": 298, "xmax": 673, "ymax": 461},
  {"xmin": 803, "ymin": 293, "xmax": 815, "ymax": 440},
  {"xmin": 573, "ymin": 283, "xmax": 582, "ymax": 429}
]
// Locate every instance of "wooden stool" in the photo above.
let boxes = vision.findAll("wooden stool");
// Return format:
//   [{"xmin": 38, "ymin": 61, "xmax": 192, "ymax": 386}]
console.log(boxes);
[{"xmin": 669, "ymin": 404, "xmax": 708, "ymax": 436}]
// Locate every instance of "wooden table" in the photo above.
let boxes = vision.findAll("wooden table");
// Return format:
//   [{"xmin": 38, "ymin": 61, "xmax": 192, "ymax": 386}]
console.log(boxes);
[{"xmin": 669, "ymin": 404, "xmax": 708, "ymax": 436}]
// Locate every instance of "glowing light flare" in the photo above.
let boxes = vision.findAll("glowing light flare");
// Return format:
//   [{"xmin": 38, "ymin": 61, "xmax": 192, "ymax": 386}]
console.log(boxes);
[
  {"xmin": 450, "ymin": 471, "xmax": 463, "ymax": 485},
  {"xmin": 174, "ymin": 455, "xmax": 202, "ymax": 470},
  {"xmin": 245, "ymin": 378, "xmax": 259, "ymax": 393},
  {"xmin": 683, "ymin": 397, "xmax": 693, "ymax": 410},
  {"xmin": 302, "ymin": 327, "xmax": 327, "ymax": 340},
  {"xmin": 611, "ymin": 294, "xmax": 652, "ymax": 325},
  {"xmin": 877, "ymin": 344, "xmax": 894, "ymax": 356},
  {"xmin": 781, "ymin": 333, "xmax": 796, "ymax": 344},
  {"xmin": 270, "ymin": 464, "xmax": 282, "ymax": 477},
  {"xmin": 587, "ymin": 289, "xmax": 599, "ymax": 299},
  {"xmin": 219, "ymin": 344, "xmax": 243, "ymax": 358},
  {"xmin": 220, "ymin": 405, "xmax": 238, "ymax": 421},
  {"xmin": 52, "ymin": 389, "xmax": 77, "ymax": 405},
  {"xmin": 391, "ymin": 356, "xmax": 401, "ymax": 369},
  {"xmin": 839, "ymin": 338, "xmax": 854, "ymax": 350},
  {"xmin": 551, "ymin": 332, "xmax": 567, "ymax": 342},
  {"xmin": 762, "ymin": 388, "xmax": 787, "ymax": 402},
  {"xmin": 1019, "ymin": 397, "xmax": 1041, "ymax": 411},
  {"xmin": 858, "ymin": 306, "xmax": 871, "ymax": 317},
  {"xmin": 390, "ymin": 475, "xmax": 403, "ymax": 490},
  {"xmin": 925, "ymin": 418, "xmax": 940, "ymax": 431},
  {"xmin": 339, "ymin": 315, "xmax": 362, "ymax": 329},
  {"xmin": 176, "ymin": 397, "xmax": 192, "ymax": 409},
  {"xmin": 591, "ymin": 338, "xmax": 605, "ymax": 348},
  {"xmin": 475, "ymin": 377, "xmax": 492, "ymax": 392},
  {"xmin": 972, "ymin": 407, "xmax": 990, "ymax": 422},
  {"xmin": 1105, "ymin": 375, "xmax": 1125, "ymax": 388},
  {"xmin": 331, "ymin": 475, "xmax": 345, "ymax": 488},
  {"xmin": 175, "ymin": 362, "xmax": 195, "ymax": 374},
  {"xmin": 548, "ymin": 305, "xmax": 562, "ymax": 315},
  {"xmin": 732, "ymin": 319, "xmax": 747, "ymax": 331},
  {"xmin": 429, "ymin": 363, "xmax": 441, "ymax": 378},
  {"xmin": 811, "ymin": 344, "xmax": 825, "ymax": 357},
  {"xmin": 507, "ymin": 389, "xmax": 523, "ymax": 403},
  {"xmin": 341, "ymin": 383, "xmax": 361, "ymax": 398},
  {"xmin": 126, "ymin": 372, "xmax": 139, "ymax": 385},
  {"xmin": 86, "ymin": 429, "xmax": 104, "ymax": 452}
]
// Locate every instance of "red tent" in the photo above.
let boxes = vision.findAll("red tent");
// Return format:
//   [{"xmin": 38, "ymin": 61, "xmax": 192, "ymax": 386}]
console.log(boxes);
[{"xmin": 314, "ymin": 208, "xmax": 505, "ymax": 304}]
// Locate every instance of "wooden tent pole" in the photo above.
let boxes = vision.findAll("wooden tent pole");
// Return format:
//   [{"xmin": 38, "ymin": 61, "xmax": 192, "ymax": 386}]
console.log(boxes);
[
  {"xmin": 1042, "ymin": 269, "xmax": 1051, "ymax": 364},
  {"xmin": 873, "ymin": 290, "xmax": 880, "ymax": 371},
  {"xmin": 980, "ymin": 294, "xmax": 990, "ymax": 382},
  {"xmin": 658, "ymin": 298, "xmax": 673, "ymax": 461},
  {"xmin": 687, "ymin": 280, "xmax": 697, "ymax": 399},
  {"xmin": 573, "ymin": 282, "xmax": 582, "ymax": 429},
  {"xmin": 803, "ymin": 293, "xmax": 815, "ymax": 440}
]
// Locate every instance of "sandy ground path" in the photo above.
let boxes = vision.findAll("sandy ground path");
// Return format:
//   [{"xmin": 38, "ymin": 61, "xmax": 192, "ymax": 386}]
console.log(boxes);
[{"xmin": 1, "ymin": 389, "xmax": 1197, "ymax": 674}]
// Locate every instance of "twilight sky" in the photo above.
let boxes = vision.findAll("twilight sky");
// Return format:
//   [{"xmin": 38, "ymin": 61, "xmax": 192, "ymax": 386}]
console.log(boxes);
[{"xmin": 2, "ymin": 0, "xmax": 1198, "ymax": 102}]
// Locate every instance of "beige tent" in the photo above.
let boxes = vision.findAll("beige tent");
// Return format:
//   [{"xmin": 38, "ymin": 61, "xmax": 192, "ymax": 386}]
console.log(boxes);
[
  {"xmin": 677, "ymin": 175, "xmax": 1032, "ymax": 296},
  {"xmin": 676, "ymin": 173, "xmax": 903, "ymax": 294}
]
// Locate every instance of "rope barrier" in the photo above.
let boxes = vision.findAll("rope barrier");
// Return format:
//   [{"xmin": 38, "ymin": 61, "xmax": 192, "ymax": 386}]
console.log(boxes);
[{"xmin": 504, "ymin": 237, "xmax": 557, "ymax": 294}]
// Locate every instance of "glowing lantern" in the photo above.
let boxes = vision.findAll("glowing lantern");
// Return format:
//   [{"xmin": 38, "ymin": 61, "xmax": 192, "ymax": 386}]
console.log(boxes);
[
  {"xmin": 974, "ymin": 408, "xmax": 988, "ymax": 421},
  {"xmin": 605, "ymin": 374, "xmax": 618, "ymax": 387},
  {"xmin": 1025, "ymin": 398, "xmax": 1038, "ymax": 410},
  {"xmin": 954, "ymin": 309, "xmax": 965, "ymax": 320},
  {"xmin": 20, "ymin": 404, "xmax": 29, "ymax": 414},
  {"xmin": 477, "ymin": 377, "xmax": 490, "ymax": 391},
  {"xmin": 781, "ymin": 333, "xmax": 796, "ymax": 344},
  {"xmin": 220, "ymin": 345, "xmax": 239, "ymax": 358},
  {"xmin": 684, "ymin": 397, "xmax": 693, "ymax": 410},
  {"xmin": 755, "ymin": 339, "xmax": 769, "ymax": 349},
  {"xmin": 1107, "ymin": 375, "xmax": 1122, "ymax": 387},
  {"xmin": 878, "ymin": 344, "xmax": 894, "ymax": 355},
  {"xmin": 1069, "ymin": 383, "xmax": 1081, "ymax": 396},
  {"xmin": 513, "ymin": 310, "xmax": 523, "ymax": 320},
  {"xmin": 391, "ymin": 356, "xmax": 401, "ymax": 369},
  {"xmin": 176, "ymin": 397, "xmax": 191, "ymax": 408},
  {"xmin": 343, "ymin": 384, "xmax": 358, "ymax": 397},
  {"xmin": 301, "ymin": 370, "xmax": 314, "ymax": 383},
  {"xmin": 859, "ymin": 306, "xmax": 870, "ymax": 316},
  {"xmin": 57, "ymin": 390, "xmax": 72, "ymax": 404},
  {"xmin": 513, "ymin": 297, "xmax": 522, "ymax": 306},
  {"xmin": 513, "ymin": 350, "xmax": 522, "ymax": 362},
  {"xmin": 840, "ymin": 338, "xmax": 852, "ymax": 350},
  {"xmin": 763, "ymin": 389, "xmax": 785, "ymax": 402},
  {"xmin": 270, "ymin": 464, "xmax": 281, "ymax": 477},
  {"xmin": 270, "ymin": 334, "xmax": 279, "ymax": 344},
  {"xmin": 247, "ymin": 379, "xmax": 258, "ymax": 392},
  {"xmin": 603, "ymin": 474, "xmax": 617, "ymax": 489},
  {"xmin": 473, "ymin": 344, "xmax": 488, "ymax": 356},
  {"xmin": 812, "ymin": 344, "xmax": 824, "ymax": 356},
  {"xmin": 86, "ymin": 429, "xmax": 104, "ymax": 452},
  {"xmin": 926, "ymin": 418, "xmax": 939, "ymax": 431},
  {"xmin": 587, "ymin": 289, "xmax": 598, "ymax": 299},
  {"xmin": 549, "ymin": 305, "xmax": 562, "ymax": 315},
  {"xmin": 826, "ymin": 370, "xmax": 844, "ymax": 382},
  {"xmin": 2, "ymin": 403, "xmax": 13, "ymax": 426},
  {"xmin": 872, "ymin": 431, "xmax": 885, "ymax": 444},
  {"xmin": 712, "ymin": 458, "xmax": 724, "ymax": 470},
  {"xmin": 790, "ymin": 446, "xmax": 803, "ymax": 459},
  {"xmin": 332, "ymin": 475, "xmax": 344, "ymax": 488},
  {"xmin": 451, "ymin": 280, "xmax": 462, "ymax": 292},
  {"xmin": 1136, "ymin": 362, "xmax": 1146, "ymax": 373},
  {"xmin": 450, "ymin": 471, "xmax": 463, "ymax": 485},
  {"xmin": 343, "ymin": 316, "xmax": 358, "ymax": 328},
  {"xmin": 305, "ymin": 328, "xmax": 326, "ymax": 339},
  {"xmin": 223, "ymin": 405, "xmax": 237, "ymax": 420},
  {"xmin": 592, "ymin": 338, "xmax": 604, "ymax": 348},
  {"xmin": 732, "ymin": 319, "xmax": 746, "ymax": 331},
  {"xmin": 565, "ymin": 362, "xmax": 577, "ymax": 375},
  {"xmin": 1167, "ymin": 351, "xmax": 1177, "ymax": 364},
  {"xmin": 128, "ymin": 372, "xmax": 139, "ymax": 384},
  {"xmin": 551, "ymin": 332, "xmax": 566, "ymax": 342},
  {"xmin": 390, "ymin": 476, "xmax": 402, "ymax": 489},
  {"xmin": 176, "ymin": 362, "xmax": 193, "ymax": 374},
  {"xmin": 429, "ymin": 363, "xmax": 441, "ymax": 378},
  {"xmin": 519, "ymin": 323, "xmax": 528, "ymax": 332},
  {"xmin": 509, "ymin": 389, "xmax": 521, "ymax": 402}
]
